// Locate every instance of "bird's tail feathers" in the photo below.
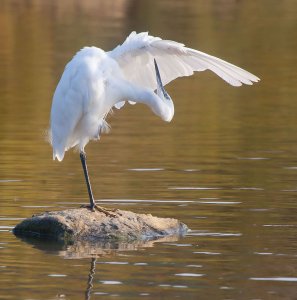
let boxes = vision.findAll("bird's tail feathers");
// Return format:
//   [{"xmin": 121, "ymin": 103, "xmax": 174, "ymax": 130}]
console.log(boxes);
[
  {"xmin": 45, "ymin": 128, "xmax": 65, "ymax": 161},
  {"xmin": 53, "ymin": 148, "xmax": 65, "ymax": 161}
]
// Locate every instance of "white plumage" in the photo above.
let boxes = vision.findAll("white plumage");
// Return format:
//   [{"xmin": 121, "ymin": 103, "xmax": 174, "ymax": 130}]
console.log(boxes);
[{"xmin": 50, "ymin": 31, "xmax": 259, "ymax": 162}]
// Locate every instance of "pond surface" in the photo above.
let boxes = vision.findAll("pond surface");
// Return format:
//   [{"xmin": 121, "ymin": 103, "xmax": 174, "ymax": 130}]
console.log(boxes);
[{"xmin": 1, "ymin": 0, "xmax": 297, "ymax": 299}]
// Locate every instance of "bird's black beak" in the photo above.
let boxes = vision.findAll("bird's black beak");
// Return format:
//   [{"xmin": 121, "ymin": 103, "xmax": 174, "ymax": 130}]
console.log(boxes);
[
  {"xmin": 154, "ymin": 58, "xmax": 164, "ymax": 89},
  {"xmin": 154, "ymin": 58, "xmax": 171, "ymax": 100},
  {"xmin": 154, "ymin": 59, "xmax": 170, "ymax": 101}
]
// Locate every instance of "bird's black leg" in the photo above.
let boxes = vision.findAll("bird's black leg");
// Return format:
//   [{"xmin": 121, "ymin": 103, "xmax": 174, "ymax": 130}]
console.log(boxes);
[
  {"xmin": 80, "ymin": 152, "xmax": 116, "ymax": 217},
  {"xmin": 80, "ymin": 151, "xmax": 96, "ymax": 209}
]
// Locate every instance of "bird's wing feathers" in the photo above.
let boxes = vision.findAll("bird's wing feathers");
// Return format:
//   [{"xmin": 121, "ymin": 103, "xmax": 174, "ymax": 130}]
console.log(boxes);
[{"xmin": 109, "ymin": 31, "xmax": 260, "ymax": 93}]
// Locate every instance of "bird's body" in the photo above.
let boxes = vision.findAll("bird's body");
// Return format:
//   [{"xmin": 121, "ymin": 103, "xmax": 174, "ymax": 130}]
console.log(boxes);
[
  {"xmin": 49, "ymin": 31, "xmax": 259, "ymax": 212},
  {"xmin": 51, "ymin": 47, "xmax": 117, "ymax": 160}
]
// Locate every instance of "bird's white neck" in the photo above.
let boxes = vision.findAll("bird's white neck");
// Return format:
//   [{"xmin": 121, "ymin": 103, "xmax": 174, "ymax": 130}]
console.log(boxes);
[
  {"xmin": 118, "ymin": 84, "xmax": 174, "ymax": 122},
  {"xmin": 111, "ymin": 78, "xmax": 174, "ymax": 122},
  {"xmin": 141, "ymin": 89, "xmax": 174, "ymax": 122}
]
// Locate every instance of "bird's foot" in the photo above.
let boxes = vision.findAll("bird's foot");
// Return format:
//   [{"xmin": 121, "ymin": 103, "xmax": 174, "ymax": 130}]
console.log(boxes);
[
  {"xmin": 80, "ymin": 204, "xmax": 118, "ymax": 217},
  {"xmin": 94, "ymin": 205, "xmax": 119, "ymax": 217}
]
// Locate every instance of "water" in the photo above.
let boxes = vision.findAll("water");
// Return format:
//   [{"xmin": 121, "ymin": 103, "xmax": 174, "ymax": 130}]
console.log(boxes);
[{"xmin": 1, "ymin": 0, "xmax": 297, "ymax": 299}]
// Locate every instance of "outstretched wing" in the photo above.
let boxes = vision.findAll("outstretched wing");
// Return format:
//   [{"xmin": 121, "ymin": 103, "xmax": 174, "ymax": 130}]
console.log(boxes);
[{"xmin": 109, "ymin": 31, "xmax": 260, "ymax": 93}]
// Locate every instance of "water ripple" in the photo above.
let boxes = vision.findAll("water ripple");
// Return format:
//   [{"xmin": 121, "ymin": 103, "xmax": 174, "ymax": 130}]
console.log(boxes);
[
  {"xmin": 128, "ymin": 168, "xmax": 164, "ymax": 172},
  {"xmin": 194, "ymin": 251, "xmax": 221, "ymax": 255},
  {"xmin": 188, "ymin": 232, "xmax": 242, "ymax": 237},
  {"xmin": 98, "ymin": 261, "xmax": 129, "ymax": 265},
  {"xmin": 99, "ymin": 199, "xmax": 195, "ymax": 203},
  {"xmin": 263, "ymin": 224, "xmax": 296, "ymax": 227},
  {"xmin": 0, "ymin": 179, "xmax": 23, "ymax": 183},
  {"xmin": 94, "ymin": 292, "xmax": 108, "ymax": 295},
  {"xmin": 197, "ymin": 201, "xmax": 241, "ymax": 205},
  {"xmin": 0, "ymin": 226, "xmax": 14, "ymax": 230},
  {"xmin": 164, "ymin": 243, "xmax": 193, "ymax": 247},
  {"xmin": 169, "ymin": 187, "xmax": 220, "ymax": 190},
  {"xmin": 0, "ymin": 218, "xmax": 25, "ymax": 221},
  {"xmin": 175, "ymin": 273, "xmax": 204, "ymax": 277},
  {"xmin": 21, "ymin": 206, "xmax": 54, "ymax": 208},
  {"xmin": 237, "ymin": 157, "xmax": 269, "ymax": 160},
  {"xmin": 100, "ymin": 280, "xmax": 123, "ymax": 285},
  {"xmin": 250, "ymin": 277, "xmax": 297, "ymax": 282},
  {"xmin": 48, "ymin": 274, "xmax": 67, "ymax": 277},
  {"xmin": 234, "ymin": 187, "xmax": 264, "ymax": 191}
]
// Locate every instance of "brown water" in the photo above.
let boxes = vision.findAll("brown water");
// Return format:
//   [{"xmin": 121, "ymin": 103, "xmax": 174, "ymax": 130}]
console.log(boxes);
[{"xmin": 1, "ymin": 0, "xmax": 297, "ymax": 299}]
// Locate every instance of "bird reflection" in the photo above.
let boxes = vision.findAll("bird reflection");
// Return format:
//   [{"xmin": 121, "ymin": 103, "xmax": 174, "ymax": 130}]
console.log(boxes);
[{"xmin": 85, "ymin": 257, "xmax": 97, "ymax": 300}]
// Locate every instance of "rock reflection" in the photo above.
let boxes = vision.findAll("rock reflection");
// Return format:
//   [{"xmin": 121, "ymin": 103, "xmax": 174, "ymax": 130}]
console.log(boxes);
[
  {"xmin": 16, "ymin": 234, "xmax": 181, "ymax": 259},
  {"xmin": 14, "ymin": 234, "xmax": 183, "ymax": 300},
  {"xmin": 16, "ymin": 234, "xmax": 183, "ymax": 299}
]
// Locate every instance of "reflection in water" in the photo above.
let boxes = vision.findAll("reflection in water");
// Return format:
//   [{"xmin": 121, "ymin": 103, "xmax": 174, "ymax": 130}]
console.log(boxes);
[
  {"xmin": 250, "ymin": 277, "xmax": 297, "ymax": 282},
  {"xmin": 16, "ymin": 234, "xmax": 184, "ymax": 299},
  {"xmin": 85, "ymin": 257, "xmax": 96, "ymax": 300},
  {"xmin": 16, "ymin": 234, "xmax": 182, "ymax": 259},
  {"xmin": 1, "ymin": 0, "xmax": 297, "ymax": 299}
]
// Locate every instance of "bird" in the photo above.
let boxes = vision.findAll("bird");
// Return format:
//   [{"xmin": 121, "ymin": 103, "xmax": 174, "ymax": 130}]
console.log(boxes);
[{"xmin": 49, "ymin": 31, "xmax": 259, "ymax": 215}]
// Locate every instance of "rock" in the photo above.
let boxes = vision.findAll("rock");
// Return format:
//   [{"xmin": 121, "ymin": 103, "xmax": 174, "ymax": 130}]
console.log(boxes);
[{"xmin": 13, "ymin": 208, "xmax": 188, "ymax": 244}]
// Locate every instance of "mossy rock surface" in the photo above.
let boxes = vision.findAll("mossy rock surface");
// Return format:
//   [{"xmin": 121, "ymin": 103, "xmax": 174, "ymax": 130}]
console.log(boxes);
[{"xmin": 13, "ymin": 208, "xmax": 188, "ymax": 244}]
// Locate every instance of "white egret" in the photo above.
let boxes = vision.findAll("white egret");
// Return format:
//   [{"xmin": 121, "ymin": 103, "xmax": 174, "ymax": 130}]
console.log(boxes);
[{"xmin": 49, "ymin": 31, "xmax": 259, "ymax": 214}]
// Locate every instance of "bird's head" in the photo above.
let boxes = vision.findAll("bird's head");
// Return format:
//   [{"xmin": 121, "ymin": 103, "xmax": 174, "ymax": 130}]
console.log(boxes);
[{"xmin": 154, "ymin": 59, "xmax": 174, "ymax": 122}]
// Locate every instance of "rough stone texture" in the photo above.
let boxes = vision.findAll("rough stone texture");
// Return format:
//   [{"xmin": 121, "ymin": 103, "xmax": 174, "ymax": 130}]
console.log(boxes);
[{"xmin": 13, "ymin": 208, "xmax": 188, "ymax": 244}]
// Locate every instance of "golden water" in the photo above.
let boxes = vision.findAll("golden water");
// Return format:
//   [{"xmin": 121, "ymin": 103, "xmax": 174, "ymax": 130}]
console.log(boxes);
[{"xmin": 1, "ymin": 1, "xmax": 297, "ymax": 299}]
